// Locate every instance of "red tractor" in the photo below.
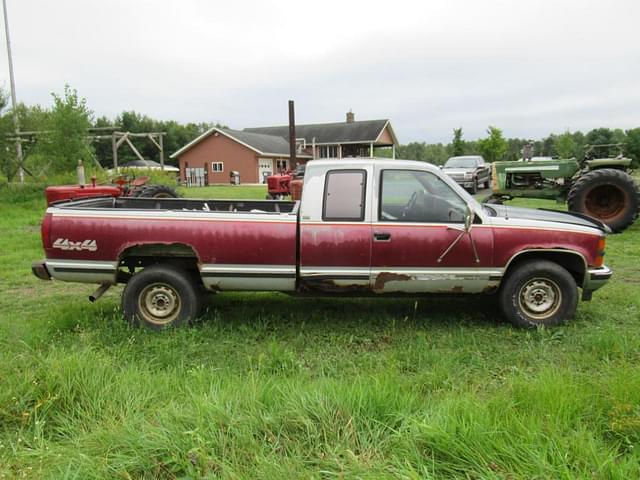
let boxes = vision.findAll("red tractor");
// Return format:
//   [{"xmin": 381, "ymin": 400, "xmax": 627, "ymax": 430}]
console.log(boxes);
[
  {"xmin": 45, "ymin": 175, "xmax": 179, "ymax": 206},
  {"xmin": 266, "ymin": 165, "xmax": 305, "ymax": 201}
]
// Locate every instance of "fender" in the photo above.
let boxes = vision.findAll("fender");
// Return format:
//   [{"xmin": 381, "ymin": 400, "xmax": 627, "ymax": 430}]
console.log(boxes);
[{"xmin": 502, "ymin": 248, "xmax": 588, "ymax": 288}]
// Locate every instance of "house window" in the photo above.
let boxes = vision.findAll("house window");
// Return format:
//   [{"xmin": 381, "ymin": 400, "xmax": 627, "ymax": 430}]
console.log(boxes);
[
  {"xmin": 211, "ymin": 162, "xmax": 224, "ymax": 172},
  {"xmin": 323, "ymin": 169, "xmax": 366, "ymax": 221},
  {"xmin": 276, "ymin": 159, "xmax": 289, "ymax": 172},
  {"xmin": 318, "ymin": 145, "xmax": 338, "ymax": 158}
]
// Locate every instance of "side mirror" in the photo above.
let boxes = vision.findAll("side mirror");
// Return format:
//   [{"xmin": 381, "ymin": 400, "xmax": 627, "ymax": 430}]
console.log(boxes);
[{"xmin": 464, "ymin": 205, "xmax": 475, "ymax": 232}]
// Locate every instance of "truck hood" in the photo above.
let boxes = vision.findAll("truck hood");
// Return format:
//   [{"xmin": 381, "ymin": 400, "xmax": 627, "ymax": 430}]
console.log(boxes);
[
  {"xmin": 484, "ymin": 204, "xmax": 610, "ymax": 233},
  {"xmin": 443, "ymin": 167, "xmax": 473, "ymax": 175}
]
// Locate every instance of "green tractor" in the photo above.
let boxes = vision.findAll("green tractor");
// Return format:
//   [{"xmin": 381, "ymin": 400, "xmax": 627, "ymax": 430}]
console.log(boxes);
[{"xmin": 488, "ymin": 144, "xmax": 640, "ymax": 232}]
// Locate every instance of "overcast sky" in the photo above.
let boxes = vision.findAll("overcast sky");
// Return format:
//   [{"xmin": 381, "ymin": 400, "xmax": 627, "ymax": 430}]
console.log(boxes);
[{"xmin": 1, "ymin": 0, "xmax": 639, "ymax": 143}]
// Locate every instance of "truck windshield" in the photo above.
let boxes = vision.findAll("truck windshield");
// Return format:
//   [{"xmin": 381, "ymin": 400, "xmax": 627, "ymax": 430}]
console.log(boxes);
[{"xmin": 445, "ymin": 157, "xmax": 477, "ymax": 168}]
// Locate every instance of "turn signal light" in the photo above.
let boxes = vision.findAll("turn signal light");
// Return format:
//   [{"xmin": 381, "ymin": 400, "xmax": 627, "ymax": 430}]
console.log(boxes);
[{"xmin": 595, "ymin": 237, "xmax": 606, "ymax": 267}]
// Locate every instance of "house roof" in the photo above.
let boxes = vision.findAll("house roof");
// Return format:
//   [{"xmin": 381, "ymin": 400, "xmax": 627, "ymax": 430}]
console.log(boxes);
[
  {"xmin": 170, "ymin": 127, "xmax": 313, "ymax": 159},
  {"xmin": 244, "ymin": 119, "xmax": 397, "ymax": 145}
]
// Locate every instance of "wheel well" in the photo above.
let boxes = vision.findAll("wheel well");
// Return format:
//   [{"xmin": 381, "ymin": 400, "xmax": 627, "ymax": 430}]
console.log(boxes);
[
  {"xmin": 117, "ymin": 243, "xmax": 201, "ymax": 283},
  {"xmin": 503, "ymin": 250, "xmax": 587, "ymax": 287}
]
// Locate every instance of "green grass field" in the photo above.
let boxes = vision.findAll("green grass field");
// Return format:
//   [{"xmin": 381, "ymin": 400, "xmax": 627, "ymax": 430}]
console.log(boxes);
[{"xmin": 1, "ymin": 184, "xmax": 639, "ymax": 479}]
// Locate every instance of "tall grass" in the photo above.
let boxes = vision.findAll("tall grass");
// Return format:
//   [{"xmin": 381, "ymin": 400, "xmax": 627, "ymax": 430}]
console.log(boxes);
[{"xmin": 0, "ymin": 185, "xmax": 638, "ymax": 478}]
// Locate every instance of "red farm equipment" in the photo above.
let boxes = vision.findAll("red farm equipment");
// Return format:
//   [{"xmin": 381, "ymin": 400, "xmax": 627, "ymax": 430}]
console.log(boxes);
[
  {"xmin": 45, "ymin": 175, "xmax": 179, "ymax": 206},
  {"xmin": 266, "ymin": 165, "xmax": 305, "ymax": 201}
]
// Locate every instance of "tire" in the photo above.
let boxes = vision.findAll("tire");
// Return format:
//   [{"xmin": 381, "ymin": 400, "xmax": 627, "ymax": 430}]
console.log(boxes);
[
  {"xmin": 484, "ymin": 179, "xmax": 491, "ymax": 189},
  {"xmin": 134, "ymin": 184, "xmax": 179, "ymax": 199},
  {"xmin": 122, "ymin": 264, "xmax": 201, "ymax": 330},
  {"xmin": 567, "ymin": 168, "xmax": 640, "ymax": 233},
  {"xmin": 499, "ymin": 260, "xmax": 578, "ymax": 328}
]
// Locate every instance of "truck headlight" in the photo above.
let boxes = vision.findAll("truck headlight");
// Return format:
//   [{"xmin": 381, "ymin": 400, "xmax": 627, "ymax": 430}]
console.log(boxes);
[{"xmin": 464, "ymin": 173, "xmax": 473, "ymax": 180}]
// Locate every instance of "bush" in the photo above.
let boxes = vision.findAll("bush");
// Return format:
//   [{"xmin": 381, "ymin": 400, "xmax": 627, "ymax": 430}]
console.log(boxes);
[{"xmin": 0, "ymin": 182, "xmax": 45, "ymax": 203}]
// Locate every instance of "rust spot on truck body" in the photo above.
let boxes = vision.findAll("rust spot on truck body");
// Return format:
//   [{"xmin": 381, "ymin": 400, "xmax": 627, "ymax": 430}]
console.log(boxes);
[{"xmin": 373, "ymin": 272, "xmax": 411, "ymax": 292}]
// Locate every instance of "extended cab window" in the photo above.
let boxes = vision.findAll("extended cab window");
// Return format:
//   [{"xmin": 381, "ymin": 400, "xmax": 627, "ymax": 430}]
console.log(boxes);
[
  {"xmin": 380, "ymin": 170, "xmax": 467, "ymax": 223},
  {"xmin": 323, "ymin": 170, "xmax": 366, "ymax": 221}
]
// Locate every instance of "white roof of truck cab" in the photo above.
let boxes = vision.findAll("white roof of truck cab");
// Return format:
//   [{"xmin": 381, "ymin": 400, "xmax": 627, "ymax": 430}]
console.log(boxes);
[{"xmin": 304, "ymin": 157, "xmax": 443, "ymax": 174}]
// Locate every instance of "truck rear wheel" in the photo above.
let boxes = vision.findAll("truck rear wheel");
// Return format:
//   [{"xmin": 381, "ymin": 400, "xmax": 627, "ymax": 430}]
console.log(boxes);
[
  {"xmin": 122, "ymin": 264, "xmax": 201, "ymax": 330},
  {"xmin": 499, "ymin": 260, "xmax": 578, "ymax": 328},
  {"xmin": 134, "ymin": 184, "xmax": 179, "ymax": 199},
  {"xmin": 567, "ymin": 168, "xmax": 640, "ymax": 233}
]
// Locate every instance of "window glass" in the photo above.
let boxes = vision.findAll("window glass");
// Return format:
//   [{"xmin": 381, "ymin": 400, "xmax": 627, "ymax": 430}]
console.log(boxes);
[
  {"xmin": 323, "ymin": 170, "xmax": 366, "ymax": 221},
  {"xmin": 318, "ymin": 146, "xmax": 338, "ymax": 158},
  {"xmin": 211, "ymin": 162, "xmax": 224, "ymax": 172},
  {"xmin": 380, "ymin": 170, "xmax": 467, "ymax": 223}
]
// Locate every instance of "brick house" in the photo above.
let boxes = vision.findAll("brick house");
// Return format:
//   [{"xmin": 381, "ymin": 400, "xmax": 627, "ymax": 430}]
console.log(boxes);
[{"xmin": 171, "ymin": 112, "xmax": 398, "ymax": 185}]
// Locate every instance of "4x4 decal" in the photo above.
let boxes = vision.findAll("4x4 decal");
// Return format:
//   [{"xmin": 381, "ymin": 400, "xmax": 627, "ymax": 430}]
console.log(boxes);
[{"xmin": 53, "ymin": 238, "xmax": 97, "ymax": 252}]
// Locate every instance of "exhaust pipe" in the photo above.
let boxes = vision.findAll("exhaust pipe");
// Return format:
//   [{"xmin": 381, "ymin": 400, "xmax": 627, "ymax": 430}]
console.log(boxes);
[{"xmin": 89, "ymin": 282, "xmax": 111, "ymax": 302}]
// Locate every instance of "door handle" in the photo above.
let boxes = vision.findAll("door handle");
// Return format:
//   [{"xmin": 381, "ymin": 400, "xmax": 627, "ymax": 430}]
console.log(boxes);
[{"xmin": 373, "ymin": 232, "xmax": 391, "ymax": 242}]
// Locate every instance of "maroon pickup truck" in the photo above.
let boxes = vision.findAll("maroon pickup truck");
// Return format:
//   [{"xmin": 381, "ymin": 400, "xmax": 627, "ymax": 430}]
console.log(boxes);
[{"xmin": 32, "ymin": 159, "xmax": 612, "ymax": 330}]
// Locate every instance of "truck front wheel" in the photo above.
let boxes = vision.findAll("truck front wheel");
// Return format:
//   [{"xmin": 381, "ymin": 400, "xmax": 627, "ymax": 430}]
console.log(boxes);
[
  {"xmin": 122, "ymin": 264, "xmax": 201, "ymax": 330},
  {"xmin": 499, "ymin": 260, "xmax": 578, "ymax": 328}
]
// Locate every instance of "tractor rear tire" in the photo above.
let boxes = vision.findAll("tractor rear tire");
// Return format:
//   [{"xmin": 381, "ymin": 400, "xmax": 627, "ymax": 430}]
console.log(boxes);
[
  {"xmin": 135, "ymin": 185, "xmax": 179, "ymax": 199},
  {"xmin": 567, "ymin": 168, "xmax": 640, "ymax": 233}
]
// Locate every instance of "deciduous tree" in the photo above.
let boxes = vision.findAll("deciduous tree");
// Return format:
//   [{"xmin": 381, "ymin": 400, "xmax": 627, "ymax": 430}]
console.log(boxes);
[
  {"xmin": 478, "ymin": 126, "xmax": 507, "ymax": 163},
  {"xmin": 38, "ymin": 85, "xmax": 94, "ymax": 173},
  {"xmin": 554, "ymin": 130, "xmax": 577, "ymax": 158}
]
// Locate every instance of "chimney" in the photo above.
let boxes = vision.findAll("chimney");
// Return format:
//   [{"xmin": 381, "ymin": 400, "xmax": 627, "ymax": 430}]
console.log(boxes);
[{"xmin": 346, "ymin": 110, "xmax": 355, "ymax": 123}]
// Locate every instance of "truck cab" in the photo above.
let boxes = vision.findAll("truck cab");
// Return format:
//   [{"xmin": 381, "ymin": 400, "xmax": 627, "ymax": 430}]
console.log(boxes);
[{"xmin": 298, "ymin": 159, "xmax": 497, "ymax": 294}]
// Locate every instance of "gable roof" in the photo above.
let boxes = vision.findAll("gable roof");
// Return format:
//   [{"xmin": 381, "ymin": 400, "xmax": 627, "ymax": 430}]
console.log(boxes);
[
  {"xmin": 170, "ymin": 127, "xmax": 313, "ymax": 159},
  {"xmin": 244, "ymin": 119, "xmax": 397, "ymax": 145}
]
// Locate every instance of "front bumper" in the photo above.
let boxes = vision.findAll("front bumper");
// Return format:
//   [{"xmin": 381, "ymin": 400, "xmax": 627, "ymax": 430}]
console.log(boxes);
[
  {"xmin": 32, "ymin": 260, "xmax": 51, "ymax": 280},
  {"xmin": 449, "ymin": 178, "xmax": 475, "ymax": 188},
  {"xmin": 582, "ymin": 265, "xmax": 612, "ymax": 299}
]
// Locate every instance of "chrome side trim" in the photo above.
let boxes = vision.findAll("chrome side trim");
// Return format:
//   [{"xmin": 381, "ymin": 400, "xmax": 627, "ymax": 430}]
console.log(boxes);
[
  {"xmin": 300, "ymin": 266, "xmax": 370, "ymax": 288},
  {"xmin": 300, "ymin": 266, "xmax": 370, "ymax": 277},
  {"xmin": 201, "ymin": 264, "xmax": 295, "ymax": 275},
  {"xmin": 45, "ymin": 259, "xmax": 118, "ymax": 284},
  {"xmin": 200, "ymin": 264, "xmax": 296, "ymax": 291},
  {"xmin": 371, "ymin": 267, "xmax": 503, "ymax": 293},
  {"xmin": 371, "ymin": 267, "xmax": 504, "ymax": 278}
]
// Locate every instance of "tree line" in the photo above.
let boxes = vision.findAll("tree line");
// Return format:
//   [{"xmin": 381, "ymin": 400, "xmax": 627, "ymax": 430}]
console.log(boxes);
[
  {"xmin": 1, "ymin": 85, "xmax": 639, "ymax": 181},
  {"xmin": 388, "ymin": 126, "xmax": 640, "ymax": 167}
]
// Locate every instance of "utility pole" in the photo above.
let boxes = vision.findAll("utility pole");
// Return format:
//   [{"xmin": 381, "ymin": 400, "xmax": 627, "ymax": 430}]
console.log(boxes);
[
  {"xmin": 288, "ymin": 100, "xmax": 297, "ymax": 169},
  {"xmin": 2, "ymin": 0, "xmax": 24, "ymax": 183}
]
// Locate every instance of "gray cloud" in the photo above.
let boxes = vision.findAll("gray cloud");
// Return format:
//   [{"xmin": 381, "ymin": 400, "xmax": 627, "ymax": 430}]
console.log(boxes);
[{"xmin": 1, "ymin": 0, "xmax": 638, "ymax": 143}]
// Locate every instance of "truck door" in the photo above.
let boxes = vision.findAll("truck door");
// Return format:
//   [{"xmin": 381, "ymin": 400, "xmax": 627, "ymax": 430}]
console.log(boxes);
[
  {"xmin": 299, "ymin": 166, "xmax": 372, "ymax": 291},
  {"xmin": 371, "ymin": 167, "xmax": 496, "ymax": 293}
]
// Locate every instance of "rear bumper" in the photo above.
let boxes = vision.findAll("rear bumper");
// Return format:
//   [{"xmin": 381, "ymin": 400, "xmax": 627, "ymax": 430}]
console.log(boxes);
[
  {"xmin": 32, "ymin": 260, "xmax": 51, "ymax": 281},
  {"xmin": 582, "ymin": 265, "xmax": 612, "ymax": 299}
]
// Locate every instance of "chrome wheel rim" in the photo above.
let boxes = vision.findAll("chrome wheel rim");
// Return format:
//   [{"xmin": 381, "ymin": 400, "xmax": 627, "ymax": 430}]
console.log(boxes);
[
  {"xmin": 518, "ymin": 277, "xmax": 562, "ymax": 320},
  {"xmin": 138, "ymin": 283, "xmax": 181, "ymax": 325}
]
